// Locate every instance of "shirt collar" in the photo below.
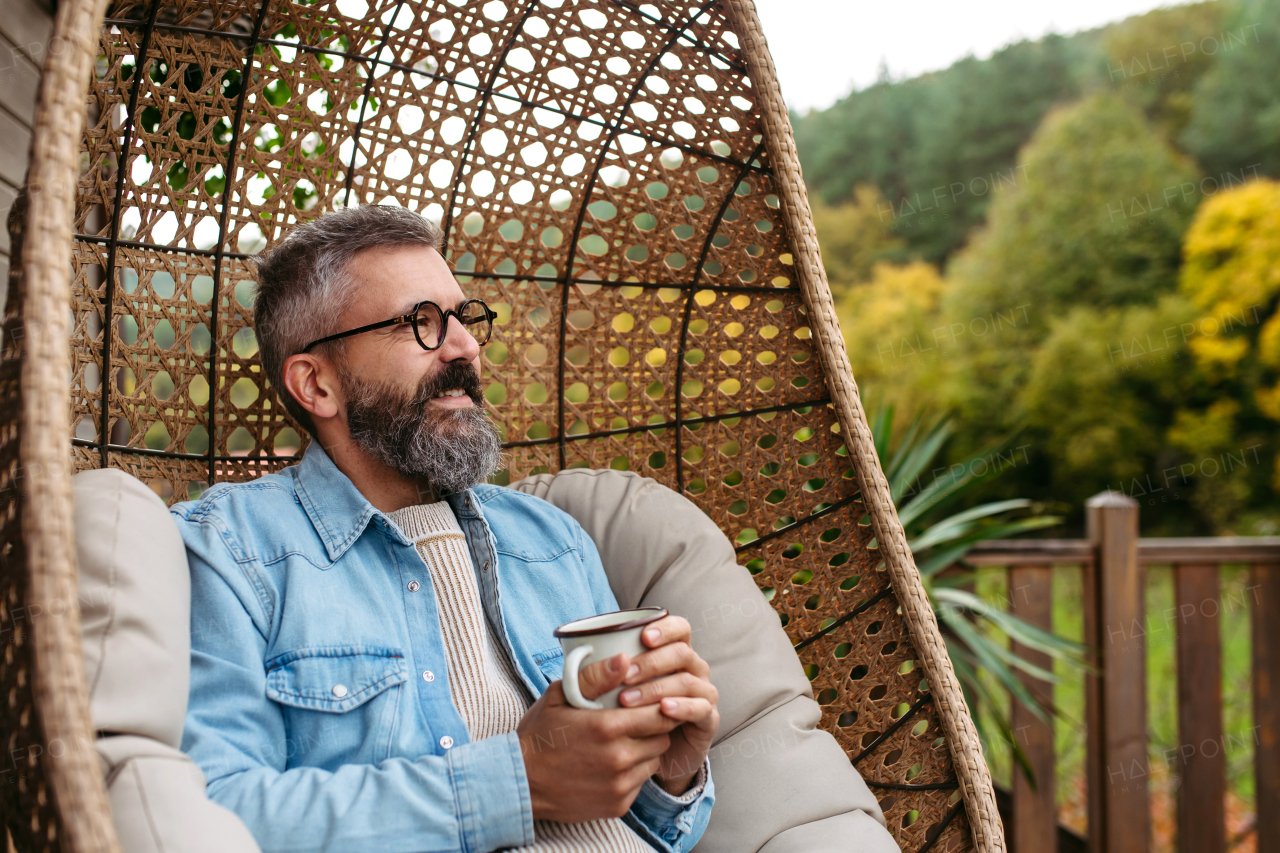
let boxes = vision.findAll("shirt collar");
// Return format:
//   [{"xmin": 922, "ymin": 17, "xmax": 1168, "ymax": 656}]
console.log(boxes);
[{"xmin": 295, "ymin": 442, "xmax": 414, "ymax": 561}]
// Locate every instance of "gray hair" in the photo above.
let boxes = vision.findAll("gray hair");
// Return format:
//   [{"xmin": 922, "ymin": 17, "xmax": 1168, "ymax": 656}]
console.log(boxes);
[{"xmin": 252, "ymin": 206, "xmax": 445, "ymax": 432}]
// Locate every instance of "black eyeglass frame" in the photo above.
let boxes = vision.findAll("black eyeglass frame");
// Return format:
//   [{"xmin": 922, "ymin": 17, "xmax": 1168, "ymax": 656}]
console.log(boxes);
[{"xmin": 301, "ymin": 298, "xmax": 498, "ymax": 354}]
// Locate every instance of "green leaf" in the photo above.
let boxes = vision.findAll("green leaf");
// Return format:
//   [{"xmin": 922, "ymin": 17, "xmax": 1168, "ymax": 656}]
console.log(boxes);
[
  {"xmin": 916, "ymin": 543, "xmax": 978, "ymax": 578},
  {"xmin": 264, "ymin": 79, "xmax": 292, "ymax": 107},
  {"xmin": 139, "ymin": 105, "xmax": 161, "ymax": 135},
  {"xmin": 205, "ymin": 173, "xmax": 226, "ymax": 197},
  {"xmin": 890, "ymin": 418, "xmax": 953, "ymax": 502},
  {"xmin": 935, "ymin": 588, "xmax": 1090, "ymax": 662},
  {"xmin": 940, "ymin": 608, "xmax": 1049, "ymax": 722},
  {"xmin": 871, "ymin": 404, "xmax": 894, "ymax": 465},
  {"xmin": 884, "ymin": 412, "xmax": 922, "ymax": 484},
  {"xmin": 166, "ymin": 161, "xmax": 189, "ymax": 192},
  {"xmin": 909, "ymin": 499, "xmax": 1030, "ymax": 552}
]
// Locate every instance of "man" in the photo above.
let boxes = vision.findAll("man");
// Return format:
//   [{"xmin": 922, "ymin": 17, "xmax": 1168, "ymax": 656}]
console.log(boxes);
[{"xmin": 174, "ymin": 205, "xmax": 718, "ymax": 853}]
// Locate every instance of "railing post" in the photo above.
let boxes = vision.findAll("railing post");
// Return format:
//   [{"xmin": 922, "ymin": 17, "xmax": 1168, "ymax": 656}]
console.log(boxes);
[
  {"xmin": 1009, "ymin": 563, "xmax": 1056, "ymax": 852},
  {"xmin": 1085, "ymin": 492, "xmax": 1147, "ymax": 853},
  {"xmin": 1255, "ymin": 564, "xmax": 1280, "ymax": 853},
  {"xmin": 1173, "ymin": 564, "xmax": 1225, "ymax": 853}
]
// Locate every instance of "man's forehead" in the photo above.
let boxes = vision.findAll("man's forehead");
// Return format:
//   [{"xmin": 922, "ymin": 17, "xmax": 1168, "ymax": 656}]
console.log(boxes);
[{"xmin": 349, "ymin": 244, "xmax": 466, "ymax": 314}]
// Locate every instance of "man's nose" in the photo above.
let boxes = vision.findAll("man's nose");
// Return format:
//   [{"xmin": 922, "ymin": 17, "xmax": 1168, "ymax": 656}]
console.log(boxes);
[{"xmin": 436, "ymin": 311, "xmax": 482, "ymax": 362}]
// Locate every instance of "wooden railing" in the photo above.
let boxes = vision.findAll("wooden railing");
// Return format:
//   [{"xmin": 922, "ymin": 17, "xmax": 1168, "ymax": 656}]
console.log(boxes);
[{"xmin": 964, "ymin": 492, "xmax": 1280, "ymax": 853}]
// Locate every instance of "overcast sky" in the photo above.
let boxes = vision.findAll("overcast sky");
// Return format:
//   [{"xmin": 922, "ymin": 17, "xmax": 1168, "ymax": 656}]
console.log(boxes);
[{"xmin": 752, "ymin": 0, "xmax": 1185, "ymax": 113}]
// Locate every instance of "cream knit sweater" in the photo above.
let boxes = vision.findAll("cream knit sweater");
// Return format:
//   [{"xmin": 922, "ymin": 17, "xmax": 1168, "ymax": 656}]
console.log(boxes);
[{"xmin": 387, "ymin": 502, "xmax": 653, "ymax": 852}]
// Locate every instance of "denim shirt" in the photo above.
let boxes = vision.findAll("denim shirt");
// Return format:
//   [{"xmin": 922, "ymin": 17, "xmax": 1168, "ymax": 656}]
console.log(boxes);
[{"xmin": 174, "ymin": 443, "xmax": 714, "ymax": 853}]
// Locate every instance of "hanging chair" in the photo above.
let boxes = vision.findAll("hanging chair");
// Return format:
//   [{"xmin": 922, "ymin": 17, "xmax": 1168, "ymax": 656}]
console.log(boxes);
[{"xmin": 0, "ymin": 0, "xmax": 1003, "ymax": 850}]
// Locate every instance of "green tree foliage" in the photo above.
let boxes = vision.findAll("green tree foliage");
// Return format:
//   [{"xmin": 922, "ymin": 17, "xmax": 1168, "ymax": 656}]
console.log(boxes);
[
  {"xmin": 918, "ymin": 95, "xmax": 1204, "ymax": 527},
  {"xmin": 1101, "ymin": 2, "xmax": 1228, "ymax": 143},
  {"xmin": 1016, "ymin": 297, "xmax": 1198, "ymax": 510},
  {"xmin": 1182, "ymin": 0, "xmax": 1280, "ymax": 177},
  {"xmin": 943, "ymin": 92, "xmax": 1197, "ymax": 388},
  {"xmin": 795, "ymin": 35, "xmax": 1092, "ymax": 264}
]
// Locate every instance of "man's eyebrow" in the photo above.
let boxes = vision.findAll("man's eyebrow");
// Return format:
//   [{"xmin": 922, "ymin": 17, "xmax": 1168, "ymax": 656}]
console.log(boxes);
[{"xmin": 393, "ymin": 297, "xmax": 466, "ymax": 316}]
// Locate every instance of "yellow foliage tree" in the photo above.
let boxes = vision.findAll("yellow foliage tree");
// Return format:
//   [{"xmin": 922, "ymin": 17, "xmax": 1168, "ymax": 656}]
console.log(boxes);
[
  {"xmin": 1181, "ymin": 179, "xmax": 1280, "ymax": 413},
  {"xmin": 837, "ymin": 260, "xmax": 946, "ymax": 417},
  {"xmin": 811, "ymin": 184, "xmax": 904, "ymax": 294},
  {"xmin": 1180, "ymin": 178, "xmax": 1280, "ymax": 498}
]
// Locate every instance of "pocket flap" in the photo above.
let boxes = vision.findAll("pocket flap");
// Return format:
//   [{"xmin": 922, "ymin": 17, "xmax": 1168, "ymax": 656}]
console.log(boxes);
[
  {"xmin": 266, "ymin": 646, "xmax": 408, "ymax": 713},
  {"xmin": 533, "ymin": 646, "xmax": 564, "ymax": 681}
]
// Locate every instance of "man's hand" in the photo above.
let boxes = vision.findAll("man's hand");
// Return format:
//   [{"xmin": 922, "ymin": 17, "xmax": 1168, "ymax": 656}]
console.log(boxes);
[
  {"xmin": 517, "ymin": 656, "xmax": 681, "ymax": 823},
  {"xmin": 615, "ymin": 615, "xmax": 719, "ymax": 795}
]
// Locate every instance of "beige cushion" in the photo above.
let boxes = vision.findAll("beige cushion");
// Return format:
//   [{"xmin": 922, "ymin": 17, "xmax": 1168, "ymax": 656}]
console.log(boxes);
[
  {"xmin": 74, "ymin": 470, "xmax": 261, "ymax": 853},
  {"xmin": 512, "ymin": 469, "xmax": 898, "ymax": 853},
  {"xmin": 74, "ymin": 469, "xmax": 191, "ymax": 746},
  {"xmin": 96, "ymin": 736, "xmax": 262, "ymax": 853}
]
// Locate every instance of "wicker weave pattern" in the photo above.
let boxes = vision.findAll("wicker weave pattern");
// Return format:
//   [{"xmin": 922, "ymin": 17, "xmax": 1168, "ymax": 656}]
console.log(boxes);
[{"xmin": 0, "ymin": 0, "xmax": 1003, "ymax": 850}]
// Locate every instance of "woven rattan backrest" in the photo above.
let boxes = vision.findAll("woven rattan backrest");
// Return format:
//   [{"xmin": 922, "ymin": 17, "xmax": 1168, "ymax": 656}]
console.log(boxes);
[{"xmin": 1, "ymin": 1, "xmax": 1003, "ymax": 850}]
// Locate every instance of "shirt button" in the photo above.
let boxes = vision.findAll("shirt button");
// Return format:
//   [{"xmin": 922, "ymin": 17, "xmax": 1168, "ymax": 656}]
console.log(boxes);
[
  {"xmin": 331, "ymin": 684, "xmax": 348, "ymax": 698},
  {"xmin": 423, "ymin": 670, "xmax": 435, "ymax": 682},
  {"xmin": 482, "ymin": 560, "xmax": 490, "ymax": 572},
  {"xmin": 439, "ymin": 735, "xmax": 454, "ymax": 749},
  {"xmin": 407, "ymin": 580, "xmax": 420, "ymax": 592}
]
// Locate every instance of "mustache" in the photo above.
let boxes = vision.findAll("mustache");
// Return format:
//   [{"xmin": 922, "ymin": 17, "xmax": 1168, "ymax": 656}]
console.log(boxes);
[{"xmin": 412, "ymin": 361, "xmax": 485, "ymax": 407}]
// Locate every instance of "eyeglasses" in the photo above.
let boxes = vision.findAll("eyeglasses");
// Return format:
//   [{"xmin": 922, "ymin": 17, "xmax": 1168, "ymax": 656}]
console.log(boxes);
[{"xmin": 301, "ymin": 298, "xmax": 497, "ymax": 354}]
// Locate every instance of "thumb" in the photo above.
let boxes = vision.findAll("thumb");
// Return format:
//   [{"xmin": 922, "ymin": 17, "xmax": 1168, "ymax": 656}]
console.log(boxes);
[{"xmin": 575, "ymin": 653, "xmax": 629, "ymax": 701}]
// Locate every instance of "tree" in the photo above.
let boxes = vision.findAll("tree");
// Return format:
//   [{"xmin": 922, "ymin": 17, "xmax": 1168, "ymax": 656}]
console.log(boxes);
[
  {"xmin": 1016, "ymin": 297, "xmax": 1201, "ymax": 518},
  {"xmin": 903, "ymin": 35, "xmax": 1096, "ymax": 263},
  {"xmin": 1181, "ymin": 0, "xmax": 1280, "ymax": 179},
  {"xmin": 1180, "ymin": 179, "xmax": 1280, "ymax": 394},
  {"xmin": 795, "ymin": 35, "xmax": 1092, "ymax": 265},
  {"xmin": 926, "ymin": 94, "xmax": 1213, "ymax": 530},
  {"xmin": 1176, "ymin": 179, "xmax": 1280, "ymax": 523},
  {"xmin": 811, "ymin": 184, "xmax": 904, "ymax": 294},
  {"xmin": 1101, "ymin": 1, "xmax": 1228, "ymax": 145},
  {"xmin": 837, "ymin": 261, "xmax": 946, "ymax": 418},
  {"xmin": 942, "ymin": 93, "xmax": 1197, "ymax": 423}
]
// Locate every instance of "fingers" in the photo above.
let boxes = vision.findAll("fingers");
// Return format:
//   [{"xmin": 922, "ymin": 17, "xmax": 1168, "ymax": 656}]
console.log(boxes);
[
  {"xmin": 622, "ymin": 755, "xmax": 664, "ymax": 790},
  {"xmin": 576, "ymin": 653, "xmax": 630, "ymax": 701},
  {"xmin": 619, "ymin": 671, "xmax": 718, "ymax": 709},
  {"xmin": 657, "ymin": 697, "xmax": 719, "ymax": 733},
  {"xmin": 626, "ymin": 732, "xmax": 673, "ymax": 763},
  {"xmin": 603, "ymin": 704, "xmax": 684, "ymax": 739},
  {"xmin": 625, "ymin": 640, "xmax": 709, "ymax": 684},
  {"xmin": 641, "ymin": 615, "xmax": 691, "ymax": 650}
]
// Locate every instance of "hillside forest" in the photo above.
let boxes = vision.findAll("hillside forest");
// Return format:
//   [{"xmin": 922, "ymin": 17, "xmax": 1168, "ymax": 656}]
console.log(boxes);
[{"xmin": 794, "ymin": 0, "xmax": 1280, "ymax": 535}]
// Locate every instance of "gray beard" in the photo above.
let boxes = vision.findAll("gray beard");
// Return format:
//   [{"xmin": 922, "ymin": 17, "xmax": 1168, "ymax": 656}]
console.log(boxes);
[{"xmin": 341, "ymin": 364, "xmax": 504, "ymax": 498}]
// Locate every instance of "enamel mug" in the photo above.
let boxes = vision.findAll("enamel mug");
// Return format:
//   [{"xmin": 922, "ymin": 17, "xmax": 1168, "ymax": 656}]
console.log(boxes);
[{"xmin": 553, "ymin": 607, "xmax": 668, "ymax": 710}]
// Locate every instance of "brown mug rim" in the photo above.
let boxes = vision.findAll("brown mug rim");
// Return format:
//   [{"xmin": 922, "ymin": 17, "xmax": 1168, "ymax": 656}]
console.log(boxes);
[{"xmin": 553, "ymin": 607, "xmax": 669, "ymax": 639}]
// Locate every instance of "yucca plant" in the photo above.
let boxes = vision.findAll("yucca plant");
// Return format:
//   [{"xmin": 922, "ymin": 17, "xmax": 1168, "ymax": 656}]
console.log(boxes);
[{"xmin": 869, "ymin": 405, "xmax": 1090, "ymax": 783}]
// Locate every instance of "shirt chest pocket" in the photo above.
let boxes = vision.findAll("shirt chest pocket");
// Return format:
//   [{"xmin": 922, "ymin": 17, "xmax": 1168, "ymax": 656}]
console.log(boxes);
[
  {"xmin": 533, "ymin": 647, "xmax": 564, "ymax": 685},
  {"xmin": 265, "ymin": 646, "xmax": 408, "ymax": 771}
]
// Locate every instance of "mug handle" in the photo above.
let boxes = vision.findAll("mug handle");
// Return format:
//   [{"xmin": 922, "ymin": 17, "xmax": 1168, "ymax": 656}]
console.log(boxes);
[{"xmin": 561, "ymin": 645, "xmax": 605, "ymax": 710}]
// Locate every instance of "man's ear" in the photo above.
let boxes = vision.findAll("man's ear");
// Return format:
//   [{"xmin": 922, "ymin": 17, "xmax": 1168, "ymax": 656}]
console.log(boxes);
[{"xmin": 282, "ymin": 353, "xmax": 342, "ymax": 422}]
